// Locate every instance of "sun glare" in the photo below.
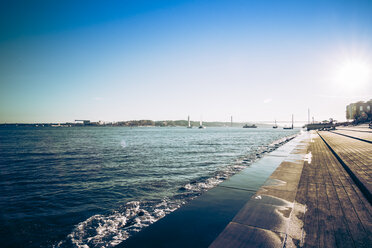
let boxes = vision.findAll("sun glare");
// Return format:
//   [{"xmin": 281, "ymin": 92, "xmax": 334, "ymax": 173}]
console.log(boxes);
[{"xmin": 333, "ymin": 59, "xmax": 371, "ymax": 90}]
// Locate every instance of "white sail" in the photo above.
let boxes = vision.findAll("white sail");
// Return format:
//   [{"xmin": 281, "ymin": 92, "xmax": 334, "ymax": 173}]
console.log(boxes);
[
  {"xmin": 292, "ymin": 114, "xmax": 294, "ymax": 129},
  {"xmin": 273, "ymin": 119, "xmax": 278, "ymax": 128}
]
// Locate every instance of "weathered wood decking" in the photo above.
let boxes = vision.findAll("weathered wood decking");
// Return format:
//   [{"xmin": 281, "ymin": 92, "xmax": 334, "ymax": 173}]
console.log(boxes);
[
  {"xmin": 319, "ymin": 131, "xmax": 372, "ymax": 203},
  {"xmin": 337, "ymin": 126, "xmax": 372, "ymax": 134},
  {"xmin": 331, "ymin": 129, "xmax": 372, "ymax": 143},
  {"xmin": 210, "ymin": 129, "xmax": 372, "ymax": 247}
]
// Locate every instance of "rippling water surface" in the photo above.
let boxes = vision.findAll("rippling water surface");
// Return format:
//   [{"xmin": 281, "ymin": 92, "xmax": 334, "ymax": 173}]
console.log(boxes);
[{"xmin": 0, "ymin": 126, "xmax": 299, "ymax": 247}]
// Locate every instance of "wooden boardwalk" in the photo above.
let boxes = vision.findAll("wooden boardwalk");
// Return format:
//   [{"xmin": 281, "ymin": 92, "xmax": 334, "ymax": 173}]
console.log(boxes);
[
  {"xmin": 299, "ymin": 132, "xmax": 372, "ymax": 247},
  {"xmin": 319, "ymin": 131, "xmax": 372, "ymax": 202},
  {"xmin": 210, "ymin": 130, "xmax": 372, "ymax": 248},
  {"xmin": 337, "ymin": 125, "xmax": 372, "ymax": 134},
  {"xmin": 331, "ymin": 129, "xmax": 372, "ymax": 143}
]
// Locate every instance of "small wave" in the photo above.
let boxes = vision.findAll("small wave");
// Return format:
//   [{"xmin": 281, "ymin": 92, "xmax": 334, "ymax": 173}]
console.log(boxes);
[
  {"xmin": 181, "ymin": 177, "xmax": 223, "ymax": 191},
  {"xmin": 269, "ymin": 134, "xmax": 297, "ymax": 147},
  {"xmin": 178, "ymin": 133, "xmax": 298, "ymax": 193},
  {"xmin": 57, "ymin": 200, "xmax": 182, "ymax": 248}
]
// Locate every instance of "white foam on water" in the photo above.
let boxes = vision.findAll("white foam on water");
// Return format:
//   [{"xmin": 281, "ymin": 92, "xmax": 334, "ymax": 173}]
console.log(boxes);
[
  {"xmin": 182, "ymin": 134, "xmax": 299, "ymax": 194},
  {"xmin": 59, "ymin": 200, "xmax": 181, "ymax": 248},
  {"xmin": 183, "ymin": 177, "xmax": 223, "ymax": 191},
  {"xmin": 269, "ymin": 134, "xmax": 297, "ymax": 147},
  {"xmin": 120, "ymin": 140, "xmax": 126, "ymax": 148}
]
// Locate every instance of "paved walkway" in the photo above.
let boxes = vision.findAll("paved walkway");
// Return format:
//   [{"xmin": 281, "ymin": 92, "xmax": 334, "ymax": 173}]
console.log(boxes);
[{"xmin": 211, "ymin": 130, "xmax": 372, "ymax": 248}]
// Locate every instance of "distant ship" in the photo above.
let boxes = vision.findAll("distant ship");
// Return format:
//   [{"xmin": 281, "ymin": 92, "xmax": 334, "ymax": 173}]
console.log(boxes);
[
  {"xmin": 283, "ymin": 114, "xmax": 294, "ymax": 129},
  {"xmin": 199, "ymin": 119, "xmax": 205, "ymax": 129},
  {"xmin": 273, "ymin": 120, "xmax": 278, "ymax": 129},
  {"xmin": 243, "ymin": 124, "xmax": 257, "ymax": 128},
  {"xmin": 187, "ymin": 115, "xmax": 192, "ymax": 128}
]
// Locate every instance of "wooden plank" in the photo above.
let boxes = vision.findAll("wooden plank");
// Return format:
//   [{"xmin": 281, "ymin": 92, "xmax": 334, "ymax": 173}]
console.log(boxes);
[
  {"xmin": 316, "ymin": 182, "xmax": 337, "ymax": 247},
  {"xmin": 332, "ymin": 130, "xmax": 372, "ymax": 142},
  {"xmin": 333, "ymin": 185, "xmax": 371, "ymax": 247},
  {"xmin": 305, "ymin": 135, "xmax": 355, "ymax": 247},
  {"xmin": 315, "ymin": 133, "xmax": 372, "ymax": 247},
  {"xmin": 336, "ymin": 126, "xmax": 372, "ymax": 133},
  {"xmin": 321, "ymin": 132, "xmax": 372, "ymax": 172},
  {"xmin": 302, "ymin": 183, "xmax": 318, "ymax": 247},
  {"xmin": 295, "ymin": 171, "xmax": 308, "ymax": 205},
  {"xmin": 318, "ymin": 132, "xmax": 372, "ymax": 204},
  {"xmin": 324, "ymin": 142, "xmax": 372, "ymax": 217},
  {"xmin": 324, "ymin": 181, "xmax": 355, "ymax": 247}
]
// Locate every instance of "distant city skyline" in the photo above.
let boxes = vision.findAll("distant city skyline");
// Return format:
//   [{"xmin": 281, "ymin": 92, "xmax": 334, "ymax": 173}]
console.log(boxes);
[{"xmin": 1, "ymin": 0, "xmax": 372, "ymax": 123}]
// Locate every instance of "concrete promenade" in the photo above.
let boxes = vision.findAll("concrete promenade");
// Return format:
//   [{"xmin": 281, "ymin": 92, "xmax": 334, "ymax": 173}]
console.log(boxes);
[
  {"xmin": 211, "ymin": 127, "xmax": 372, "ymax": 247},
  {"xmin": 121, "ymin": 127, "xmax": 371, "ymax": 247}
]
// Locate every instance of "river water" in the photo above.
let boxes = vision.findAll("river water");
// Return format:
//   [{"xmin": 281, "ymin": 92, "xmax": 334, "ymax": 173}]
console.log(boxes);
[{"xmin": 0, "ymin": 126, "xmax": 299, "ymax": 247}]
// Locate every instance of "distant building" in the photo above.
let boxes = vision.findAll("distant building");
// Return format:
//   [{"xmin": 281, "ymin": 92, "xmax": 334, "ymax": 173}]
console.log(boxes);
[
  {"xmin": 346, "ymin": 99, "xmax": 372, "ymax": 123},
  {"xmin": 75, "ymin": 120, "xmax": 91, "ymax": 125}
]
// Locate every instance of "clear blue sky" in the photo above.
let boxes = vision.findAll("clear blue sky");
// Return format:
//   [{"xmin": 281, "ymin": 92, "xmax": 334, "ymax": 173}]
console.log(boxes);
[{"xmin": 1, "ymin": 0, "xmax": 372, "ymax": 123}]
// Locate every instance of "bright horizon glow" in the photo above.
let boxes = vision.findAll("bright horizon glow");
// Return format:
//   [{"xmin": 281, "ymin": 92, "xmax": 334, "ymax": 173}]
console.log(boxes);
[{"xmin": 333, "ymin": 59, "xmax": 371, "ymax": 90}]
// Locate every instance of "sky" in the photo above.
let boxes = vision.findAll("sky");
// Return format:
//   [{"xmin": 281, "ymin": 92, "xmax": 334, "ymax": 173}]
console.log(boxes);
[{"xmin": 1, "ymin": 0, "xmax": 372, "ymax": 123}]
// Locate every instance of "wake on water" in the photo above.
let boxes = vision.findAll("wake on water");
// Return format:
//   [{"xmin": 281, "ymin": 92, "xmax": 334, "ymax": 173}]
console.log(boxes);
[{"xmin": 56, "ymin": 134, "xmax": 297, "ymax": 248}]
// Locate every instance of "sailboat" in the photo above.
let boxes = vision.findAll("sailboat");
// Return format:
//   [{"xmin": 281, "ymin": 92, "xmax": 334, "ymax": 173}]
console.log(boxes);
[
  {"xmin": 199, "ymin": 119, "xmax": 205, "ymax": 129},
  {"xmin": 187, "ymin": 116, "xmax": 192, "ymax": 128},
  {"xmin": 273, "ymin": 120, "xmax": 278, "ymax": 129},
  {"xmin": 283, "ymin": 115, "xmax": 294, "ymax": 129}
]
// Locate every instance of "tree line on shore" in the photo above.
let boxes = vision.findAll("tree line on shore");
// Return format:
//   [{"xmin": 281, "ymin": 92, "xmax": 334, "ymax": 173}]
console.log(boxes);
[{"xmin": 0, "ymin": 120, "xmax": 257, "ymax": 128}]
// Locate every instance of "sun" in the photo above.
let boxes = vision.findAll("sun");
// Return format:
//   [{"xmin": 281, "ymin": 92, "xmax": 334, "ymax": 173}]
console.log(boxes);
[{"xmin": 333, "ymin": 59, "xmax": 371, "ymax": 90}]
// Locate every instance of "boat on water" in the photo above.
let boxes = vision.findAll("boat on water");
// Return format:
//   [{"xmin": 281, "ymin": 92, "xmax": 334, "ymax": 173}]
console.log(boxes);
[
  {"xmin": 273, "ymin": 120, "xmax": 278, "ymax": 129},
  {"xmin": 283, "ymin": 114, "xmax": 294, "ymax": 129},
  {"xmin": 199, "ymin": 119, "xmax": 205, "ymax": 129},
  {"xmin": 187, "ymin": 115, "xmax": 192, "ymax": 128},
  {"xmin": 243, "ymin": 124, "xmax": 257, "ymax": 128}
]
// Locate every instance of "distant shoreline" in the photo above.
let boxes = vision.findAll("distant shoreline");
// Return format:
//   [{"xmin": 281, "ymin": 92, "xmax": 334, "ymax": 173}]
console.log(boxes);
[{"xmin": 0, "ymin": 120, "xmax": 272, "ymax": 128}]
